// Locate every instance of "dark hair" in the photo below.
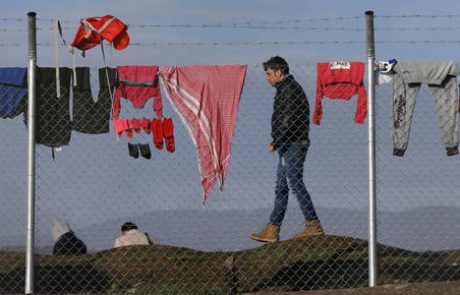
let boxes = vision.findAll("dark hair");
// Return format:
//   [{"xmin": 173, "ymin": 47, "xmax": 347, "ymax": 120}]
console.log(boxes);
[
  {"xmin": 121, "ymin": 222, "xmax": 138, "ymax": 232},
  {"xmin": 263, "ymin": 56, "xmax": 289, "ymax": 75}
]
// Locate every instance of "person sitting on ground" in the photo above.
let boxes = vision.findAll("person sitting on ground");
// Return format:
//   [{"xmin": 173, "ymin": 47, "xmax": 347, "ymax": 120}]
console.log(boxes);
[
  {"xmin": 52, "ymin": 219, "xmax": 87, "ymax": 256},
  {"xmin": 113, "ymin": 221, "xmax": 153, "ymax": 248}
]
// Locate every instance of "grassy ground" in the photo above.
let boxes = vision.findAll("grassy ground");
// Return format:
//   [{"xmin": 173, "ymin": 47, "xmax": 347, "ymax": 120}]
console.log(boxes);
[{"xmin": 0, "ymin": 235, "xmax": 459, "ymax": 294}]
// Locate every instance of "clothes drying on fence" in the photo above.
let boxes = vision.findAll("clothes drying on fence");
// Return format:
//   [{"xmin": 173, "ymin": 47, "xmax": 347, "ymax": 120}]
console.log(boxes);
[
  {"xmin": 162, "ymin": 117, "xmax": 175, "ymax": 153},
  {"xmin": 377, "ymin": 72, "xmax": 393, "ymax": 85},
  {"xmin": 132, "ymin": 117, "xmax": 152, "ymax": 134},
  {"xmin": 313, "ymin": 61, "xmax": 367, "ymax": 125},
  {"xmin": 159, "ymin": 64, "xmax": 247, "ymax": 199},
  {"xmin": 128, "ymin": 142, "xmax": 151, "ymax": 159},
  {"xmin": 28, "ymin": 67, "xmax": 72, "ymax": 147},
  {"xmin": 114, "ymin": 117, "xmax": 152, "ymax": 138},
  {"xmin": 391, "ymin": 61, "xmax": 460, "ymax": 157},
  {"xmin": 0, "ymin": 67, "xmax": 27, "ymax": 119},
  {"xmin": 151, "ymin": 117, "xmax": 163, "ymax": 150},
  {"xmin": 71, "ymin": 15, "xmax": 130, "ymax": 53},
  {"xmin": 113, "ymin": 116, "xmax": 175, "ymax": 153},
  {"xmin": 72, "ymin": 67, "xmax": 116, "ymax": 134},
  {"xmin": 113, "ymin": 118, "xmax": 133, "ymax": 138},
  {"xmin": 375, "ymin": 60, "xmax": 397, "ymax": 85},
  {"xmin": 113, "ymin": 65, "xmax": 163, "ymax": 120}
]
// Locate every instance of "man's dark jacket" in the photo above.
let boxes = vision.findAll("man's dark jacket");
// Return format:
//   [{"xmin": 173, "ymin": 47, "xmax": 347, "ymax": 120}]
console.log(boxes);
[
  {"xmin": 53, "ymin": 232, "xmax": 87, "ymax": 256},
  {"xmin": 271, "ymin": 74, "xmax": 310, "ymax": 150}
]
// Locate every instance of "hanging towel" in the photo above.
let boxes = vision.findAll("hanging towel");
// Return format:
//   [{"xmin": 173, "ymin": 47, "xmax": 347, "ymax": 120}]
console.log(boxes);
[
  {"xmin": 31, "ymin": 67, "xmax": 72, "ymax": 147},
  {"xmin": 72, "ymin": 67, "xmax": 115, "ymax": 134},
  {"xmin": 159, "ymin": 64, "xmax": 247, "ymax": 199},
  {"xmin": 313, "ymin": 61, "xmax": 367, "ymax": 125},
  {"xmin": 0, "ymin": 67, "xmax": 27, "ymax": 119},
  {"xmin": 113, "ymin": 65, "xmax": 163, "ymax": 120}
]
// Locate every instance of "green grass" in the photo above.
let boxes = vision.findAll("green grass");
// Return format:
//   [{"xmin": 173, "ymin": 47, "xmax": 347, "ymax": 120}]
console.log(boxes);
[{"xmin": 1, "ymin": 235, "xmax": 459, "ymax": 293}]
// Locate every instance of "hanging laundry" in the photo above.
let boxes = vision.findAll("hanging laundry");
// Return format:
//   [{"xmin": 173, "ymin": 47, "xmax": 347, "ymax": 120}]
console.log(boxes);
[
  {"xmin": 113, "ymin": 65, "xmax": 163, "ymax": 120},
  {"xmin": 141, "ymin": 117, "xmax": 151, "ymax": 134},
  {"xmin": 159, "ymin": 64, "xmax": 247, "ymax": 199},
  {"xmin": 113, "ymin": 118, "xmax": 133, "ymax": 138},
  {"xmin": 113, "ymin": 117, "xmax": 153, "ymax": 138},
  {"xmin": 72, "ymin": 67, "xmax": 116, "ymax": 134},
  {"xmin": 163, "ymin": 117, "xmax": 175, "ymax": 153},
  {"xmin": 0, "ymin": 67, "xmax": 27, "ymax": 119},
  {"xmin": 391, "ymin": 61, "xmax": 460, "ymax": 156},
  {"xmin": 313, "ymin": 61, "xmax": 367, "ymax": 125},
  {"xmin": 128, "ymin": 142, "xmax": 139, "ymax": 158},
  {"xmin": 128, "ymin": 143, "xmax": 151, "ymax": 159},
  {"xmin": 27, "ymin": 67, "xmax": 72, "ymax": 147},
  {"xmin": 376, "ymin": 59, "xmax": 397, "ymax": 85},
  {"xmin": 70, "ymin": 15, "xmax": 130, "ymax": 53},
  {"xmin": 151, "ymin": 118, "xmax": 163, "ymax": 150},
  {"xmin": 131, "ymin": 117, "xmax": 152, "ymax": 134},
  {"xmin": 138, "ymin": 143, "xmax": 151, "ymax": 159}
]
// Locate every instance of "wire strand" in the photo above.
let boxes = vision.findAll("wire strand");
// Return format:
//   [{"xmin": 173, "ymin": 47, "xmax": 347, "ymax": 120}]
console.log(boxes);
[
  {"xmin": 376, "ymin": 14, "xmax": 460, "ymax": 19},
  {"xmin": 5, "ymin": 24, "xmax": 460, "ymax": 33}
]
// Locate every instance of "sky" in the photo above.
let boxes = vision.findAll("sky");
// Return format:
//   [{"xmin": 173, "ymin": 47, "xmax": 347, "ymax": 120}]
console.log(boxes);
[
  {"xmin": 2, "ymin": 0, "xmax": 460, "ymax": 65},
  {"xmin": 1, "ymin": 0, "xmax": 460, "ymax": 251}
]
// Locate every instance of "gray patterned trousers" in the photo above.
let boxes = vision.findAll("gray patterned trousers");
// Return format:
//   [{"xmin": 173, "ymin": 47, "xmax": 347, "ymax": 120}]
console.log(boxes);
[{"xmin": 392, "ymin": 73, "xmax": 459, "ymax": 156}]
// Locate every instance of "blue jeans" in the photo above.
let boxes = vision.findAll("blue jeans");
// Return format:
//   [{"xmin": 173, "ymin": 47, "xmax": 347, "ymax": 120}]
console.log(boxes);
[{"xmin": 269, "ymin": 141, "xmax": 318, "ymax": 226}]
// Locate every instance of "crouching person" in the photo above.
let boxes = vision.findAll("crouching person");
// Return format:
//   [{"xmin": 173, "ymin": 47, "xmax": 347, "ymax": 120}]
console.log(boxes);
[
  {"xmin": 52, "ymin": 220, "xmax": 87, "ymax": 256},
  {"xmin": 113, "ymin": 221, "xmax": 154, "ymax": 248}
]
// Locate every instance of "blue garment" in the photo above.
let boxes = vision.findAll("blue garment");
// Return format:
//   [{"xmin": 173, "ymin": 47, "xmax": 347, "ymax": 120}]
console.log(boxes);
[
  {"xmin": 269, "ymin": 141, "xmax": 319, "ymax": 226},
  {"xmin": 0, "ymin": 67, "xmax": 27, "ymax": 118}
]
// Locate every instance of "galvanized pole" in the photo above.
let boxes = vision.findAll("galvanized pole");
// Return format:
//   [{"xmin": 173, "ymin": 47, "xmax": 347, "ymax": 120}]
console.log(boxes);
[
  {"xmin": 25, "ymin": 11, "xmax": 37, "ymax": 295},
  {"xmin": 365, "ymin": 10, "xmax": 378, "ymax": 287}
]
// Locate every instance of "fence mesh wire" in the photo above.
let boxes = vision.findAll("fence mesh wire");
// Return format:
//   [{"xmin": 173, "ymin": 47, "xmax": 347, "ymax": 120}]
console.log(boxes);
[{"xmin": 0, "ymin": 60, "xmax": 460, "ymax": 293}]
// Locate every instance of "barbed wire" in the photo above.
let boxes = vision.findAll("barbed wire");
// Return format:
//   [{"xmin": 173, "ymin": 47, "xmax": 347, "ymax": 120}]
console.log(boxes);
[
  {"xmin": 34, "ymin": 16, "xmax": 363, "ymax": 25},
  {"xmin": 0, "ymin": 17, "xmax": 24, "ymax": 21},
  {"xmin": 4, "ymin": 13, "xmax": 460, "ymax": 25},
  {"xmin": 5, "ymin": 25, "xmax": 460, "ymax": 33},
  {"xmin": 376, "ymin": 14, "xmax": 460, "ymax": 19},
  {"xmin": 0, "ymin": 28, "xmax": 43, "ymax": 32},
  {"xmin": 1, "ymin": 39, "xmax": 460, "ymax": 47}
]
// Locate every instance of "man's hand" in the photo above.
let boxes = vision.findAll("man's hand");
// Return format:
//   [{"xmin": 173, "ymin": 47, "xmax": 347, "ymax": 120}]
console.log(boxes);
[{"xmin": 268, "ymin": 144, "xmax": 276, "ymax": 154}]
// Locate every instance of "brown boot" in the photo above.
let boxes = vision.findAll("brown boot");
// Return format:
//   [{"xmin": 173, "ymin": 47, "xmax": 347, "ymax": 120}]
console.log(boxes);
[
  {"xmin": 292, "ymin": 220, "xmax": 325, "ymax": 239},
  {"xmin": 249, "ymin": 224, "xmax": 280, "ymax": 243}
]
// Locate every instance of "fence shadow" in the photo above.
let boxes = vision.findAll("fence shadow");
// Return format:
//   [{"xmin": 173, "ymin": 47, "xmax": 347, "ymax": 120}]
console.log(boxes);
[
  {"xmin": 249, "ymin": 258, "xmax": 368, "ymax": 292},
  {"xmin": 0, "ymin": 262, "xmax": 111, "ymax": 294}
]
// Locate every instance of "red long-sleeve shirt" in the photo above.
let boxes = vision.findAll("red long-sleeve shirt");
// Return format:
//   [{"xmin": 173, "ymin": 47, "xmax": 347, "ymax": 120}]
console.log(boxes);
[{"xmin": 313, "ymin": 61, "xmax": 367, "ymax": 125}]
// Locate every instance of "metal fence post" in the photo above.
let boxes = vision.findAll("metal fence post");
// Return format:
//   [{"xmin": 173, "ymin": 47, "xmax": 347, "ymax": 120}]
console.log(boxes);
[
  {"xmin": 25, "ymin": 11, "xmax": 37, "ymax": 295},
  {"xmin": 365, "ymin": 10, "xmax": 378, "ymax": 287}
]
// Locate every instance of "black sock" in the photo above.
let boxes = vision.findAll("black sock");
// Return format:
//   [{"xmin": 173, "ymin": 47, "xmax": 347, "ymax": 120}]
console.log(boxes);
[
  {"xmin": 139, "ymin": 143, "xmax": 151, "ymax": 159},
  {"xmin": 128, "ymin": 143, "xmax": 139, "ymax": 159}
]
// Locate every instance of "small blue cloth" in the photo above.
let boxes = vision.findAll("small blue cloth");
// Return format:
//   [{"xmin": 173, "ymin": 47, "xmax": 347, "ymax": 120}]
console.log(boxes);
[{"xmin": 0, "ymin": 67, "xmax": 27, "ymax": 118}]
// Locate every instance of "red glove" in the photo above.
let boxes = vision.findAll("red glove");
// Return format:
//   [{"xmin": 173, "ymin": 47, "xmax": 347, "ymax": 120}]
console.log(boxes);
[
  {"xmin": 142, "ymin": 117, "xmax": 151, "ymax": 134},
  {"xmin": 151, "ymin": 118, "xmax": 164, "ymax": 150},
  {"xmin": 132, "ymin": 118, "xmax": 142, "ymax": 133},
  {"xmin": 163, "ymin": 117, "xmax": 175, "ymax": 153},
  {"xmin": 113, "ymin": 118, "xmax": 132, "ymax": 138}
]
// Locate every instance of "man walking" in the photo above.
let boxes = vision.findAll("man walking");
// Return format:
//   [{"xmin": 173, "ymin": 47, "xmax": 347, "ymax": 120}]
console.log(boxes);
[{"xmin": 250, "ymin": 56, "xmax": 324, "ymax": 243}]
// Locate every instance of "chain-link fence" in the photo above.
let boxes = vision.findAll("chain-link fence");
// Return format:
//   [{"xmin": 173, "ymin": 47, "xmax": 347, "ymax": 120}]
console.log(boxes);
[
  {"xmin": 0, "ymin": 10, "xmax": 459, "ymax": 294},
  {"xmin": 1, "ymin": 59, "xmax": 459, "ymax": 294}
]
